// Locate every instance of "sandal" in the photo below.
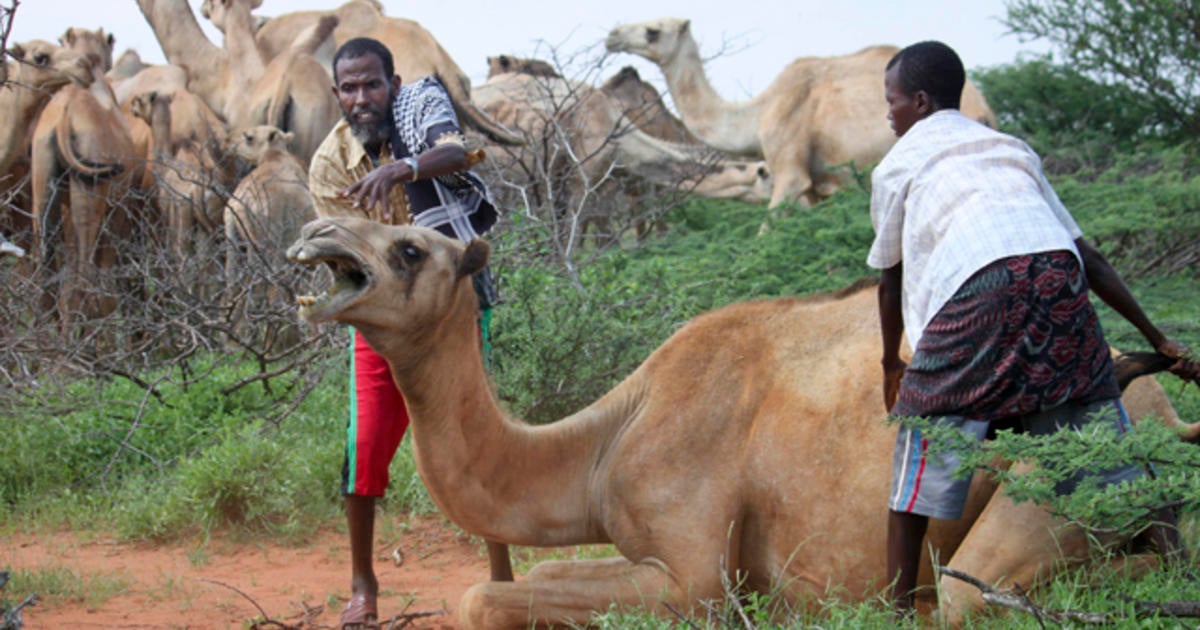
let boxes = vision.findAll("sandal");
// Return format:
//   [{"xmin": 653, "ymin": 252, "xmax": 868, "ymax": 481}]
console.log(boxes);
[{"xmin": 339, "ymin": 592, "xmax": 380, "ymax": 629}]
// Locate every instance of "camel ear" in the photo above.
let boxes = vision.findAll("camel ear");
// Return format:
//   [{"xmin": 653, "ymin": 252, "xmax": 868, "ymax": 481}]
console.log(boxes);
[
  {"xmin": 60, "ymin": 28, "xmax": 76, "ymax": 46},
  {"xmin": 105, "ymin": 31, "xmax": 115, "ymax": 49},
  {"xmin": 499, "ymin": 55, "xmax": 512, "ymax": 70},
  {"xmin": 8, "ymin": 43, "xmax": 25, "ymax": 60},
  {"xmin": 680, "ymin": 19, "xmax": 691, "ymax": 35},
  {"xmin": 457, "ymin": 239, "xmax": 490, "ymax": 279},
  {"xmin": 283, "ymin": 131, "xmax": 295, "ymax": 144}
]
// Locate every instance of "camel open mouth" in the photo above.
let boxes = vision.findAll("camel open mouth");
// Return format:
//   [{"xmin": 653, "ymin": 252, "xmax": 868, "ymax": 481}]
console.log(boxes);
[{"xmin": 287, "ymin": 239, "xmax": 374, "ymax": 323}]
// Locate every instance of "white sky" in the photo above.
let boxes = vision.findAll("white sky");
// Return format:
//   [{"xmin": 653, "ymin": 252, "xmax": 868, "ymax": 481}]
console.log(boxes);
[{"xmin": 8, "ymin": 1, "xmax": 1051, "ymax": 101}]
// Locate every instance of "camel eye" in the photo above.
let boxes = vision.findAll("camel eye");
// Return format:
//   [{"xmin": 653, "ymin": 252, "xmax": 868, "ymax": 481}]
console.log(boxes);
[
  {"xmin": 400, "ymin": 244, "xmax": 424, "ymax": 264},
  {"xmin": 33, "ymin": 53, "xmax": 49, "ymax": 65},
  {"xmin": 646, "ymin": 28, "xmax": 660, "ymax": 43}
]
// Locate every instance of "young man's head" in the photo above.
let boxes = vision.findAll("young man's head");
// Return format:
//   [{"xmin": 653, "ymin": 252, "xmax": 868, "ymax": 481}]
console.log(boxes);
[
  {"xmin": 883, "ymin": 41, "xmax": 965, "ymax": 137},
  {"xmin": 331, "ymin": 37, "xmax": 401, "ymax": 150}
]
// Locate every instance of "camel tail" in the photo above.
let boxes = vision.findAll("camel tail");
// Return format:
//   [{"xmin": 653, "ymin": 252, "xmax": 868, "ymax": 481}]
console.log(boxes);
[
  {"xmin": 436, "ymin": 72, "xmax": 526, "ymax": 146},
  {"xmin": 266, "ymin": 70, "xmax": 294, "ymax": 133},
  {"xmin": 54, "ymin": 111, "xmax": 125, "ymax": 182},
  {"xmin": 1115, "ymin": 351, "xmax": 1200, "ymax": 443}
]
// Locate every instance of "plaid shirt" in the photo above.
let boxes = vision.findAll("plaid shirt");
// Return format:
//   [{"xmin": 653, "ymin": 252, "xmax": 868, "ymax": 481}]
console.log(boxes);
[
  {"xmin": 867, "ymin": 110, "xmax": 1084, "ymax": 349},
  {"xmin": 308, "ymin": 119, "xmax": 413, "ymax": 224}
]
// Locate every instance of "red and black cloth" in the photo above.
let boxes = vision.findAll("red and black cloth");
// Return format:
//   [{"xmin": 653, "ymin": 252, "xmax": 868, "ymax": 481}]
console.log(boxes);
[{"xmin": 892, "ymin": 250, "xmax": 1120, "ymax": 422}]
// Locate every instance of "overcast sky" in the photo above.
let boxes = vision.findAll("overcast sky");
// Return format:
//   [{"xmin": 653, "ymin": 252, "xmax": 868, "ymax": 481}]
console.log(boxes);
[{"xmin": 9, "ymin": 1, "xmax": 1051, "ymax": 100}]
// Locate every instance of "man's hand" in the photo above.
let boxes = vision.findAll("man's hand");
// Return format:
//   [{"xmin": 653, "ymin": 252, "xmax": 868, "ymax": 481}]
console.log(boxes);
[
  {"xmin": 882, "ymin": 358, "xmax": 907, "ymax": 413},
  {"xmin": 341, "ymin": 161, "xmax": 408, "ymax": 223},
  {"xmin": 1156, "ymin": 339, "xmax": 1200, "ymax": 382}
]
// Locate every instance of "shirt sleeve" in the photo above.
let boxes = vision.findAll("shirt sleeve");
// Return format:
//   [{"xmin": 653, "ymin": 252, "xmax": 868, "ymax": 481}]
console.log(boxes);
[
  {"xmin": 417, "ymin": 81, "xmax": 463, "ymax": 148},
  {"xmin": 866, "ymin": 164, "xmax": 907, "ymax": 270}
]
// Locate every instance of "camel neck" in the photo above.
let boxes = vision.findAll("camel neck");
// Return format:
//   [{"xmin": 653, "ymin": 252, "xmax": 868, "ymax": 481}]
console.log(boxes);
[
  {"xmin": 367, "ymin": 286, "xmax": 615, "ymax": 546},
  {"xmin": 658, "ymin": 36, "xmax": 762, "ymax": 155}
]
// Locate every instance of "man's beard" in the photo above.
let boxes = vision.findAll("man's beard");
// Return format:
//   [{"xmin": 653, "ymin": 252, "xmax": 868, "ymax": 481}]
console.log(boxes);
[{"xmin": 349, "ymin": 115, "xmax": 394, "ymax": 149}]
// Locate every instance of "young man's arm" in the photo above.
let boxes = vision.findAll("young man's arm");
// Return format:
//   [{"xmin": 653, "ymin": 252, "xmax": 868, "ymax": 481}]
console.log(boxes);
[
  {"xmin": 879, "ymin": 263, "xmax": 907, "ymax": 411},
  {"xmin": 1077, "ymin": 238, "xmax": 1198, "ymax": 379}
]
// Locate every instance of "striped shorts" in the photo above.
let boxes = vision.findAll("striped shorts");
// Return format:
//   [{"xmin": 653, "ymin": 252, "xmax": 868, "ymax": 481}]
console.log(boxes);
[{"xmin": 889, "ymin": 398, "xmax": 1143, "ymax": 519}]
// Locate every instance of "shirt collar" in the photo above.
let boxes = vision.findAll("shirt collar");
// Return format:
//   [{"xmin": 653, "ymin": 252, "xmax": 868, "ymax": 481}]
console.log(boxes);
[{"xmin": 336, "ymin": 118, "xmax": 393, "ymax": 168}]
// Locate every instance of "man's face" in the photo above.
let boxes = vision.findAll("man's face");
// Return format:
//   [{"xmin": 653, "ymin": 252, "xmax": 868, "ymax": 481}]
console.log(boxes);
[
  {"xmin": 333, "ymin": 53, "xmax": 400, "ymax": 148},
  {"xmin": 884, "ymin": 64, "xmax": 925, "ymax": 138}
]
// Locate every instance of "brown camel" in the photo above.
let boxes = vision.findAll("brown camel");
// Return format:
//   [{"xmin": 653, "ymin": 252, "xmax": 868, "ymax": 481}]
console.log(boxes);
[
  {"xmin": 286, "ymin": 218, "xmax": 1195, "ymax": 629},
  {"xmin": 199, "ymin": 0, "xmax": 525, "ymax": 147},
  {"xmin": 486, "ymin": 54, "xmax": 561, "ymax": 80},
  {"xmin": 605, "ymin": 18, "xmax": 996, "ymax": 208},
  {"xmin": 601, "ymin": 65, "xmax": 698, "ymax": 145},
  {"xmin": 30, "ymin": 56, "xmax": 143, "ymax": 333}
]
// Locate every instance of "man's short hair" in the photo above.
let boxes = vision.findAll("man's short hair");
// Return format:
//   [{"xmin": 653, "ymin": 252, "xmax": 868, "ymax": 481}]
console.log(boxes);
[
  {"xmin": 332, "ymin": 37, "xmax": 395, "ymax": 82},
  {"xmin": 886, "ymin": 41, "xmax": 964, "ymax": 110}
]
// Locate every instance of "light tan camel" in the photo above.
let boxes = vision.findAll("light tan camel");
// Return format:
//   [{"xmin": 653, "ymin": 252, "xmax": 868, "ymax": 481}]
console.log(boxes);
[
  {"xmin": 199, "ymin": 0, "xmax": 525, "ymax": 147},
  {"xmin": 136, "ymin": 0, "xmax": 237, "ymax": 121},
  {"xmin": 223, "ymin": 125, "xmax": 314, "ymax": 272},
  {"xmin": 31, "ymin": 56, "xmax": 143, "ymax": 331},
  {"xmin": 1, "ymin": 40, "xmax": 92, "ymax": 249},
  {"xmin": 204, "ymin": 0, "xmax": 341, "ymax": 165},
  {"xmin": 287, "ymin": 218, "xmax": 1195, "ymax": 629},
  {"xmin": 108, "ymin": 49, "xmax": 149, "ymax": 80},
  {"xmin": 605, "ymin": 18, "xmax": 997, "ymax": 208},
  {"xmin": 130, "ymin": 90, "xmax": 231, "ymax": 261},
  {"xmin": 59, "ymin": 27, "xmax": 114, "ymax": 74},
  {"xmin": 600, "ymin": 65, "xmax": 698, "ymax": 145}
]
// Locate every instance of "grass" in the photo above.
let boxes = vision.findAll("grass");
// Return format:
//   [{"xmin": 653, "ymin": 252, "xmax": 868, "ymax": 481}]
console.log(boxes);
[{"xmin": 3, "ymin": 565, "xmax": 131, "ymax": 610}]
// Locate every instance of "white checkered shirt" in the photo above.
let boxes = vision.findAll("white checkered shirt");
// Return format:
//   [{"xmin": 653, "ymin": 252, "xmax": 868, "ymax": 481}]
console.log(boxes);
[{"xmin": 867, "ymin": 110, "xmax": 1084, "ymax": 349}]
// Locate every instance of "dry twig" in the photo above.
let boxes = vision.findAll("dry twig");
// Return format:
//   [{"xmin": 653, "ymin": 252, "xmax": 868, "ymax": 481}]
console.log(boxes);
[{"xmin": 938, "ymin": 565, "xmax": 1200, "ymax": 625}]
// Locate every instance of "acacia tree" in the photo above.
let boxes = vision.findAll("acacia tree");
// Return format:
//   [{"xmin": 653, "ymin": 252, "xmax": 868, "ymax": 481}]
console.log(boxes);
[{"xmin": 1004, "ymin": 0, "xmax": 1200, "ymax": 141}]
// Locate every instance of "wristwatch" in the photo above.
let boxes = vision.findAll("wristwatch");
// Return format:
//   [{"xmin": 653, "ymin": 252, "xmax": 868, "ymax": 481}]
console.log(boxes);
[{"xmin": 402, "ymin": 156, "xmax": 419, "ymax": 181}]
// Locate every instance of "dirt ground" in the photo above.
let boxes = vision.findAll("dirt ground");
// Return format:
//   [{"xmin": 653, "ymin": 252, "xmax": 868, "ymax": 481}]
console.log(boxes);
[{"xmin": 3, "ymin": 515, "xmax": 491, "ymax": 629}]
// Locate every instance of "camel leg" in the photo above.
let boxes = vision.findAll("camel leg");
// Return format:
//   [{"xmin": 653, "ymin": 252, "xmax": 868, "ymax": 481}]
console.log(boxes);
[
  {"xmin": 458, "ymin": 559, "xmax": 686, "ymax": 630},
  {"xmin": 525, "ymin": 556, "xmax": 633, "ymax": 582},
  {"xmin": 937, "ymin": 466, "xmax": 1094, "ymax": 627},
  {"xmin": 486, "ymin": 541, "xmax": 514, "ymax": 582}
]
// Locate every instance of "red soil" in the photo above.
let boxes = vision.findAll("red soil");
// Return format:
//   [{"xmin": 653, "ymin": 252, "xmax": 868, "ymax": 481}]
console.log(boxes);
[{"xmin": 3, "ymin": 515, "xmax": 489, "ymax": 629}]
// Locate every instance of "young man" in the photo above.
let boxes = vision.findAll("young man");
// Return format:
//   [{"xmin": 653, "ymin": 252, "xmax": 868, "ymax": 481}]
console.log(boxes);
[
  {"xmin": 308, "ymin": 37, "xmax": 503, "ymax": 629},
  {"xmin": 867, "ymin": 40, "xmax": 1197, "ymax": 616}
]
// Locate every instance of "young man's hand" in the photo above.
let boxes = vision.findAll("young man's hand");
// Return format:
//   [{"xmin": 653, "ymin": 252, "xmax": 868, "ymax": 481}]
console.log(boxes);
[
  {"xmin": 882, "ymin": 358, "xmax": 907, "ymax": 413},
  {"xmin": 1157, "ymin": 339, "xmax": 1200, "ymax": 382}
]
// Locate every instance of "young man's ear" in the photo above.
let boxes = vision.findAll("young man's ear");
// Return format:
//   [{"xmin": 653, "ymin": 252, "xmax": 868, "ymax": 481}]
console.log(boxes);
[{"xmin": 914, "ymin": 90, "xmax": 933, "ymax": 115}]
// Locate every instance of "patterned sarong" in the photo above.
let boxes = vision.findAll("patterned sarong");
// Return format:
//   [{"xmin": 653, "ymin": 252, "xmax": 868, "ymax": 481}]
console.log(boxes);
[{"xmin": 892, "ymin": 251, "xmax": 1120, "ymax": 422}]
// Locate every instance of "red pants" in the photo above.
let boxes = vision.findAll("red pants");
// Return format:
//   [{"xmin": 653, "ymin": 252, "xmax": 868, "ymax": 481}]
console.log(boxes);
[{"xmin": 342, "ymin": 329, "xmax": 410, "ymax": 496}]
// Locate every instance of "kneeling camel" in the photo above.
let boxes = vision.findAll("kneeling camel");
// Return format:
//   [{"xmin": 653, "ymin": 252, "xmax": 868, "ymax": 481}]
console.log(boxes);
[{"xmin": 287, "ymin": 218, "xmax": 1193, "ymax": 629}]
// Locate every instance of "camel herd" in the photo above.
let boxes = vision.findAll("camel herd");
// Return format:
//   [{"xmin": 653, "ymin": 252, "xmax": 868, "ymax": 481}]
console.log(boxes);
[{"xmin": 0, "ymin": 1, "xmax": 1000, "ymax": 331}]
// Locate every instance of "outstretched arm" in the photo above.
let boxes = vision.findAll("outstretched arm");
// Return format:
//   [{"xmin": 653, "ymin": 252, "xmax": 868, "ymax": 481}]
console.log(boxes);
[
  {"xmin": 1077, "ymin": 238, "xmax": 1198, "ymax": 380},
  {"xmin": 879, "ymin": 263, "xmax": 906, "ymax": 411},
  {"xmin": 340, "ymin": 143, "xmax": 468, "ymax": 222}
]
